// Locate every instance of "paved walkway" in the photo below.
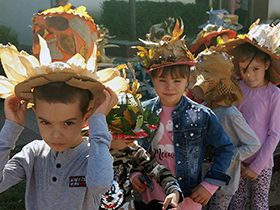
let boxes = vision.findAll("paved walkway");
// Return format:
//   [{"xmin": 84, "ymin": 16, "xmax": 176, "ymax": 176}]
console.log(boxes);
[{"xmin": 0, "ymin": 99, "xmax": 41, "ymax": 147}]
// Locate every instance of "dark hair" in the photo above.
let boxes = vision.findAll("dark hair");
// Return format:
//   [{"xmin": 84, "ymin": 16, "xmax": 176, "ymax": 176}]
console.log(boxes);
[
  {"xmin": 229, "ymin": 43, "xmax": 271, "ymax": 79},
  {"xmin": 150, "ymin": 64, "xmax": 190, "ymax": 79},
  {"xmin": 33, "ymin": 82, "xmax": 93, "ymax": 116}
]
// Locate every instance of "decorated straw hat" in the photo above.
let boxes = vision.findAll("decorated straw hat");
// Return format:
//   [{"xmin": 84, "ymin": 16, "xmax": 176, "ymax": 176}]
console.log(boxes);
[
  {"xmin": 0, "ymin": 34, "xmax": 128, "ymax": 108},
  {"xmin": 82, "ymin": 65, "xmax": 160, "ymax": 140},
  {"xmin": 191, "ymin": 48, "xmax": 243, "ymax": 107},
  {"xmin": 32, "ymin": 4, "xmax": 98, "ymax": 62},
  {"xmin": 224, "ymin": 19, "xmax": 280, "ymax": 85},
  {"xmin": 135, "ymin": 18, "xmax": 196, "ymax": 73},
  {"xmin": 190, "ymin": 24, "xmax": 236, "ymax": 54}
]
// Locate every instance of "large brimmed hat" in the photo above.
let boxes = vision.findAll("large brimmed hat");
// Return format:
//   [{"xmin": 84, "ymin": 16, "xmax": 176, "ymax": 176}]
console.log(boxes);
[
  {"xmin": 191, "ymin": 48, "xmax": 243, "ymax": 107},
  {"xmin": 190, "ymin": 24, "xmax": 236, "ymax": 54},
  {"xmin": 224, "ymin": 19, "xmax": 280, "ymax": 85},
  {"xmin": 135, "ymin": 18, "xmax": 196, "ymax": 73},
  {"xmin": 0, "ymin": 35, "xmax": 128, "ymax": 108}
]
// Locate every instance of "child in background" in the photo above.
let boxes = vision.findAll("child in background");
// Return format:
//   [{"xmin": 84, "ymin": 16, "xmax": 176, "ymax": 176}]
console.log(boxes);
[
  {"xmin": 191, "ymin": 49, "xmax": 261, "ymax": 210},
  {"xmin": 225, "ymin": 21, "xmax": 280, "ymax": 209},
  {"xmin": 0, "ymin": 37, "xmax": 123, "ymax": 209},
  {"xmin": 101, "ymin": 138, "xmax": 182, "ymax": 210},
  {"xmin": 131, "ymin": 20, "xmax": 234, "ymax": 210},
  {"xmin": 91, "ymin": 91, "xmax": 183, "ymax": 210}
]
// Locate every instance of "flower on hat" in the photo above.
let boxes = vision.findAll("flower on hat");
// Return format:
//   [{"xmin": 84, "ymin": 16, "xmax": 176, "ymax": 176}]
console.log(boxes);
[
  {"xmin": 134, "ymin": 18, "xmax": 195, "ymax": 72},
  {"xmin": 0, "ymin": 35, "xmax": 129, "ymax": 108}
]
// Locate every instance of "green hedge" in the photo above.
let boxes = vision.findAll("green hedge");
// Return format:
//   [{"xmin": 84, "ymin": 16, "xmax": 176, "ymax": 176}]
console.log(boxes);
[
  {"xmin": 100, "ymin": 0, "xmax": 210, "ymax": 40},
  {"xmin": 0, "ymin": 25, "xmax": 19, "ymax": 46}
]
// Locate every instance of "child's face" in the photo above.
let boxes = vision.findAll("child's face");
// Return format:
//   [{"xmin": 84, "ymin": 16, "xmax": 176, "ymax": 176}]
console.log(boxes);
[
  {"xmin": 33, "ymin": 99, "xmax": 90, "ymax": 152},
  {"xmin": 239, "ymin": 58, "xmax": 270, "ymax": 88},
  {"xmin": 110, "ymin": 139, "xmax": 135, "ymax": 150},
  {"xmin": 152, "ymin": 69, "xmax": 189, "ymax": 107}
]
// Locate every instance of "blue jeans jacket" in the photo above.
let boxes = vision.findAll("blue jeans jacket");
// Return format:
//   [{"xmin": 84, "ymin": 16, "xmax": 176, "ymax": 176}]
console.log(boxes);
[{"xmin": 137, "ymin": 96, "xmax": 233, "ymax": 197}]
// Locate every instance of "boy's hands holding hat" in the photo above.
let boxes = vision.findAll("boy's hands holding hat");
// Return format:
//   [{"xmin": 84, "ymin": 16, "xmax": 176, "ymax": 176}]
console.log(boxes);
[
  {"xmin": 90, "ymin": 87, "xmax": 118, "ymax": 116},
  {"xmin": 4, "ymin": 95, "xmax": 29, "ymax": 126}
]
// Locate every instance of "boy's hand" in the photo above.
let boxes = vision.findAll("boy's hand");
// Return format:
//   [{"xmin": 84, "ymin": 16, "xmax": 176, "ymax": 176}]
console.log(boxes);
[
  {"xmin": 189, "ymin": 184, "xmax": 212, "ymax": 206},
  {"xmin": 131, "ymin": 174, "xmax": 148, "ymax": 193},
  {"xmin": 162, "ymin": 190, "xmax": 181, "ymax": 210},
  {"xmin": 241, "ymin": 166, "xmax": 258, "ymax": 181},
  {"xmin": 4, "ymin": 95, "xmax": 29, "ymax": 126},
  {"xmin": 91, "ymin": 87, "xmax": 118, "ymax": 116}
]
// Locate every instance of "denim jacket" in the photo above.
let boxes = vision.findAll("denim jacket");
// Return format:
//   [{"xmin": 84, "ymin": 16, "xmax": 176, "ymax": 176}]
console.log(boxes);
[{"xmin": 137, "ymin": 96, "xmax": 233, "ymax": 197}]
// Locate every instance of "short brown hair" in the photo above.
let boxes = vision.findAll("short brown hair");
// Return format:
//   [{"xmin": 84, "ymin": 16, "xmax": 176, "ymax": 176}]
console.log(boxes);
[
  {"xmin": 150, "ymin": 64, "xmax": 190, "ymax": 79},
  {"xmin": 33, "ymin": 82, "xmax": 93, "ymax": 116}
]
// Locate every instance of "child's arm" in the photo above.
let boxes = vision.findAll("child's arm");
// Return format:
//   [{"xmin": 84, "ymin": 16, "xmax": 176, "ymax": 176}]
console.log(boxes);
[
  {"xmin": 189, "ymin": 184, "xmax": 212, "ymax": 206},
  {"xmin": 241, "ymin": 163, "xmax": 258, "ymax": 180},
  {"xmin": 130, "ymin": 144, "xmax": 183, "ymax": 204},
  {"xmin": 204, "ymin": 111, "xmax": 233, "ymax": 186},
  {"xmin": 86, "ymin": 87, "xmax": 117, "ymax": 194},
  {"xmin": 248, "ymin": 94, "xmax": 280, "ymax": 175},
  {"xmin": 162, "ymin": 190, "xmax": 181, "ymax": 210},
  {"xmin": 229, "ymin": 113, "xmax": 261, "ymax": 162},
  {"xmin": 0, "ymin": 95, "xmax": 28, "ymax": 192}
]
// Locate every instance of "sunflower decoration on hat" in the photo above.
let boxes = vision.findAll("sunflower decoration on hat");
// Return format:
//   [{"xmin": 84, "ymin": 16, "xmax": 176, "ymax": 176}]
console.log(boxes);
[
  {"xmin": 191, "ymin": 48, "xmax": 243, "ymax": 107},
  {"xmin": 134, "ymin": 18, "xmax": 196, "ymax": 72},
  {"xmin": 0, "ymin": 9, "xmax": 128, "ymax": 110},
  {"xmin": 224, "ymin": 19, "xmax": 280, "ymax": 86},
  {"xmin": 190, "ymin": 9, "xmax": 240, "ymax": 56}
]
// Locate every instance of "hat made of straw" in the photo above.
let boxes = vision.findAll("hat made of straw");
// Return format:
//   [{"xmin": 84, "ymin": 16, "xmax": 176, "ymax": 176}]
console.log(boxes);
[
  {"xmin": 191, "ymin": 49, "xmax": 243, "ymax": 107},
  {"xmin": 0, "ymin": 35, "xmax": 128, "ymax": 108},
  {"xmin": 224, "ymin": 19, "xmax": 280, "ymax": 86}
]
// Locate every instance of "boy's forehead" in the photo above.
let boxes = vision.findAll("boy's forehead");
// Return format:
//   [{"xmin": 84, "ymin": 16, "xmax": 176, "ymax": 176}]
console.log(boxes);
[{"xmin": 35, "ymin": 99, "xmax": 83, "ymax": 116}]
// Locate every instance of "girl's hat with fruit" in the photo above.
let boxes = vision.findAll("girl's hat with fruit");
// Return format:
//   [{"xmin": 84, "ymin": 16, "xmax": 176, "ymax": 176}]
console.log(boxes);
[
  {"xmin": 191, "ymin": 48, "xmax": 243, "ymax": 107},
  {"xmin": 135, "ymin": 18, "xmax": 196, "ymax": 73},
  {"xmin": 224, "ymin": 19, "xmax": 280, "ymax": 86},
  {"xmin": 0, "ymin": 5, "xmax": 128, "ymax": 108}
]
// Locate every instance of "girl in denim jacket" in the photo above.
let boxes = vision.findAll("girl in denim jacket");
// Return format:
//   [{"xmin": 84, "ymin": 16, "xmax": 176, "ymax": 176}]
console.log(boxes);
[{"xmin": 131, "ymin": 20, "xmax": 234, "ymax": 210}]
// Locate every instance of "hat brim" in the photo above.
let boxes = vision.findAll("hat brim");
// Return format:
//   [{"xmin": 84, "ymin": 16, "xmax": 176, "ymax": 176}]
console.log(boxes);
[
  {"xmin": 145, "ymin": 61, "xmax": 196, "ymax": 73},
  {"xmin": 190, "ymin": 30, "xmax": 236, "ymax": 53},
  {"xmin": 15, "ymin": 72, "xmax": 105, "ymax": 108},
  {"xmin": 224, "ymin": 37, "xmax": 280, "ymax": 86}
]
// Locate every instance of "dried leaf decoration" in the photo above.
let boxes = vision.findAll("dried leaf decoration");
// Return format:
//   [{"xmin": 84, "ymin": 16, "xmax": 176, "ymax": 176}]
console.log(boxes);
[
  {"xmin": 58, "ymin": 32, "xmax": 76, "ymax": 55},
  {"xmin": 79, "ymin": 44, "xmax": 88, "ymax": 61},
  {"xmin": 170, "ymin": 18, "xmax": 184, "ymax": 43},
  {"xmin": 135, "ymin": 18, "xmax": 194, "ymax": 70},
  {"xmin": 45, "ymin": 16, "xmax": 69, "ymax": 31}
]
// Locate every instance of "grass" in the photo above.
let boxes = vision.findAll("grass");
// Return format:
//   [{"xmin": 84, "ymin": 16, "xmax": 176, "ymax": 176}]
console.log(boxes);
[{"xmin": 0, "ymin": 146, "xmax": 26, "ymax": 209}]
